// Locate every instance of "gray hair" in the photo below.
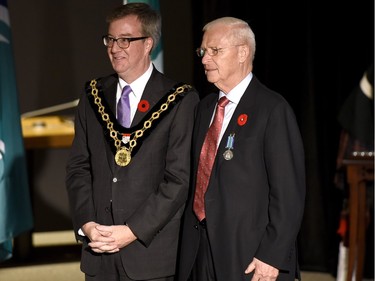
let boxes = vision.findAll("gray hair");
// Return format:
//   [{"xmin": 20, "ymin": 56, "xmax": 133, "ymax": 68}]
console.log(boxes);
[{"xmin": 203, "ymin": 17, "xmax": 256, "ymax": 61}]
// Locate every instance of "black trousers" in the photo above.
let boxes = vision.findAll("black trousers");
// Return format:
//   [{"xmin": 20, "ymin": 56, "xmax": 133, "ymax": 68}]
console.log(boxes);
[
  {"xmin": 85, "ymin": 252, "xmax": 174, "ymax": 281},
  {"xmin": 189, "ymin": 220, "xmax": 217, "ymax": 281}
]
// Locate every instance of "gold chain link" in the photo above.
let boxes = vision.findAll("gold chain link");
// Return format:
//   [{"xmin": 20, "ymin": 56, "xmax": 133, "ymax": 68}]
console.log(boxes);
[{"xmin": 89, "ymin": 80, "xmax": 191, "ymax": 165}]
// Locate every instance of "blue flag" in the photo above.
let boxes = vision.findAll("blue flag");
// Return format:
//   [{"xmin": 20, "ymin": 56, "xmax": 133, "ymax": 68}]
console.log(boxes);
[
  {"xmin": 124, "ymin": 0, "xmax": 164, "ymax": 72},
  {"xmin": 0, "ymin": 0, "xmax": 34, "ymax": 262}
]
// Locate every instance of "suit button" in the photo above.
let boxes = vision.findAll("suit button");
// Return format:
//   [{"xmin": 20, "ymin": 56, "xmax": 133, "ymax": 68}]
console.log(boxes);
[
  {"xmin": 194, "ymin": 225, "xmax": 198, "ymax": 229},
  {"xmin": 113, "ymin": 177, "xmax": 118, "ymax": 182}
]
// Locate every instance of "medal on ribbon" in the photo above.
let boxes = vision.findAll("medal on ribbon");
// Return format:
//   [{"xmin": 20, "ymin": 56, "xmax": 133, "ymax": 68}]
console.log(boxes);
[{"xmin": 223, "ymin": 133, "xmax": 235, "ymax": 160}]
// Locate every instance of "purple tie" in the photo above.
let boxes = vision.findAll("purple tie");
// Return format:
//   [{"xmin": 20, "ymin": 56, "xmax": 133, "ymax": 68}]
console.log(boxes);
[{"xmin": 117, "ymin": 85, "xmax": 132, "ymax": 128}]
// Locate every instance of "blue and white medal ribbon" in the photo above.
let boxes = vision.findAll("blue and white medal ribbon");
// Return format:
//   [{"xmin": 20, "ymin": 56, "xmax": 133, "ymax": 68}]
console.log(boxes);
[{"xmin": 223, "ymin": 133, "xmax": 235, "ymax": 160}]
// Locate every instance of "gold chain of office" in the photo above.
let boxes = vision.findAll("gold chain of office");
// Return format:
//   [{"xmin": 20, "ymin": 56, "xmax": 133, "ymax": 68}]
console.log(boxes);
[{"xmin": 89, "ymin": 79, "xmax": 191, "ymax": 167}]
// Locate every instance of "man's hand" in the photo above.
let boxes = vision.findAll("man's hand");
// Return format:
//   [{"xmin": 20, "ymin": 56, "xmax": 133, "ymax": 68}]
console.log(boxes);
[
  {"xmin": 245, "ymin": 257, "xmax": 279, "ymax": 281},
  {"xmin": 83, "ymin": 223, "xmax": 137, "ymax": 253},
  {"xmin": 96, "ymin": 224, "xmax": 137, "ymax": 250},
  {"xmin": 82, "ymin": 221, "xmax": 117, "ymax": 253}
]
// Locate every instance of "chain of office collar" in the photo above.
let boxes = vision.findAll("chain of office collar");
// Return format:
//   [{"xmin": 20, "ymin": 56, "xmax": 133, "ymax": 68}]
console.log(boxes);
[{"xmin": 89, "ymin": 79, "xmax": 191, "ymax": 166}]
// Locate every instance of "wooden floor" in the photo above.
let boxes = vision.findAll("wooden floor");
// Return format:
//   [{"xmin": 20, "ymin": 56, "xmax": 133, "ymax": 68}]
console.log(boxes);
[
  {"xmin": 0, "ymin": 230, "xmax": 367, "ymax": 281},
  {"xmin": 0, "ymin": 264, "xmax": 338, "ymax": 281}
]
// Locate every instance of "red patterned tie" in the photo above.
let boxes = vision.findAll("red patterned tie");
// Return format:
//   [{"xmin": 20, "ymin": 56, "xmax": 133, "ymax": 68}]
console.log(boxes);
[{"xmin": 193, "ymin": 96, "xmax": 230, "ymax": 221}]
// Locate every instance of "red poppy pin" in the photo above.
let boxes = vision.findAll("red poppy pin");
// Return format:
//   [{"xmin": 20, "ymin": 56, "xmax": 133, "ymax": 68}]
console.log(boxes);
[
  {"xmin": 237, "ymin": 114, "xmax": 248, "ymax": 126},
  {"xmin": 138, "ymin": 100, "xmax": 150, "ymax": 112}
]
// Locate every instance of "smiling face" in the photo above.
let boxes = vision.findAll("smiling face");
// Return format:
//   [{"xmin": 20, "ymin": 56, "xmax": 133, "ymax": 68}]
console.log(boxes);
[
  {"xmin": 200, "ymin": 23, "xmax": 252, "ymax": 93},
  {"xmin": 107, "ymin": 15, "xmax": 153, "ymax": 83}
]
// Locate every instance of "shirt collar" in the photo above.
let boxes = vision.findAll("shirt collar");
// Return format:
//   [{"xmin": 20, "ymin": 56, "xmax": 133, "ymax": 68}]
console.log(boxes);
[
  {"xmin": 219, "ymin": 72, "xmax": 253, "ymax": 104},
  {"xmin": 118, "ymin": 63, "xmax": 153, "ymax": 99}
]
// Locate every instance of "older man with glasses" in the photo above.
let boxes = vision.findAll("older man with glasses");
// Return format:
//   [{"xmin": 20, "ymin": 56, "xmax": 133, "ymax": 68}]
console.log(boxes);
[{"xmin": 177, "ymin": 16, "xmax": 306, "ymax": 281}]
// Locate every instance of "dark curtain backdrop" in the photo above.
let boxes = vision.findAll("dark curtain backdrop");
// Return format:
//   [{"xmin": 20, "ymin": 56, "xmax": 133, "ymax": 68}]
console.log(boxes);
[
  {"xmin": 191, "ymin": 0, "xmax": 374, "ymax": 275},
  {"xmin": 7, "ymin": 0, "xmax": 373, "ymax": 275}
]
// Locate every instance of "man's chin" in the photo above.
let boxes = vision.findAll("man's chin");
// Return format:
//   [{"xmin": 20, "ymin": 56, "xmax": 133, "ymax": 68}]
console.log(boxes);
[{"xmin": 205, "ymin": 73, "xmax": 218, "ymax": 83}]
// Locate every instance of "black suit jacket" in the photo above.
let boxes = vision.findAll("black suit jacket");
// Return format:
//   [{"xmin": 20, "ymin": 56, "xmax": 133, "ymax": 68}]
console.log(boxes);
[
  {"xmin": 66, "ymin": 68, "xmax": 199, "ymax": 280},
  {"xmin": 177, "ymin": 76, "xmax": 306, "ymax": 281}
]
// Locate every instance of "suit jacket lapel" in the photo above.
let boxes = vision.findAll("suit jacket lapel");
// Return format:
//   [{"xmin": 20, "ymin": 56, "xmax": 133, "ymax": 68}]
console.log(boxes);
[
  {"xmin": 196, "ymin": 94, "xmax": 218, "ymax": 159},
  {"xmin": 216, "ymin": 78, "xmax": 258, "ymax": 166},
  {"xmin": 132, "ymin": 69, "xmax": 166, "ymax": 126},
  {"xmin": 100, "ymin": 75, "xmax": 118, "ymax": 173}
]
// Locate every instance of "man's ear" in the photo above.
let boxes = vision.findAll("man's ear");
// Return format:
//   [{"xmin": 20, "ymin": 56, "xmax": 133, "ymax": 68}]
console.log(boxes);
[
  {"xmin": 145, "ymin": 37, "xmax": 153, "ymax": 53},
  {"xmin": 239, "ymin": 45, "xmax": 249, "ymax": 63}
]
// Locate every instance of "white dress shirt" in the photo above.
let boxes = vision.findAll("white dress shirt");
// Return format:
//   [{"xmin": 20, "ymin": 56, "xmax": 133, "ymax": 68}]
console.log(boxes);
[
  {"xmin": 214, "ymin": 72, "xmax": 253, "ymax": 145},
  {"xmin": 116, "ymin": 63, "xmax": 154, "ymax": 123}
]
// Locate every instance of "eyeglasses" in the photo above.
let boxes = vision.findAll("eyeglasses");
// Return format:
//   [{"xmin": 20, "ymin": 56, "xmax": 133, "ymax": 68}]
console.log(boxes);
[
  {"xmin": 102, "ymin": 35, "xmax": 148, "ymax": 49},
  {"xmin": 196, "ymin": 45, "xmax": 242, "ymax": 57}
]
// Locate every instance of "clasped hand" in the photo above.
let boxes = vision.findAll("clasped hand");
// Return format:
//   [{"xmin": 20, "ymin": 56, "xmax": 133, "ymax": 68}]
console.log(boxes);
[{"xmin": 82, "ymin": 222, "xmax": 137, "ymax": 254}]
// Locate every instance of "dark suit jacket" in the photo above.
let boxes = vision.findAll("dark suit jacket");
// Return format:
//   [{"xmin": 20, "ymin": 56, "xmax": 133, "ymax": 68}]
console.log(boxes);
[
  {"xmin": 66, "ymin": 68, "xmax": 199, "ymax": 280},
  {"xmin": 177, "ymin": 76, "xmax": 306, "ymax": 281}
]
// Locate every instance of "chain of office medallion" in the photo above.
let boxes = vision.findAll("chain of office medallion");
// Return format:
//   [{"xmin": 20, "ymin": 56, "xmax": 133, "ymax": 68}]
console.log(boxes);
[{"xmin": 89, "ymin": 79, "xmax": 190, "ymax": 153}]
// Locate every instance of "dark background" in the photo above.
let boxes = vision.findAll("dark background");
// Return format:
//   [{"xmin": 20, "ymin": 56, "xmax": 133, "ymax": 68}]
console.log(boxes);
[{"xmin": 8, "ymin": 0, "xmax": 374, "ymax": 277}]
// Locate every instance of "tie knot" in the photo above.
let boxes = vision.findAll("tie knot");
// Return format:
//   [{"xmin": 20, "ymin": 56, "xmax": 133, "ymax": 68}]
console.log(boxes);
[
  {"xmin": 218, "ymin": 96, "xmax": 230, "ymax": 108},
  {"xmin": 122, "ymin": 85, "xmax": 132, "ymax": 97}
]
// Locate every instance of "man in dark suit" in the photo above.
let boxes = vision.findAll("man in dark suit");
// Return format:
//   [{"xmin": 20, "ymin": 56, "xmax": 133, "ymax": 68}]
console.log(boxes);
[
  {"xmin": 177, "ymin": 17, "xmax": 306, "ymax": 281},
  {"xmin": 65, "ymin": 3, "xmax": 199, "ymax": 281}
]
